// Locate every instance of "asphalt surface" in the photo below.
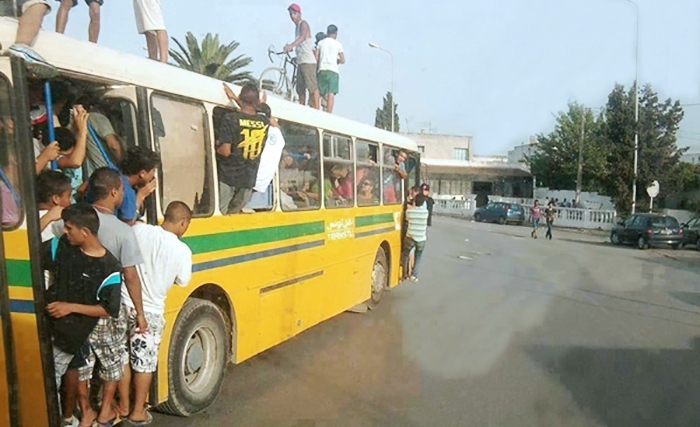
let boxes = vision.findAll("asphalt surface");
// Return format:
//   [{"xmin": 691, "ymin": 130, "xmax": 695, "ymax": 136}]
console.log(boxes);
[{"xmin": 151, "ymin": 217, "xmax": 700, "ymax": 427}]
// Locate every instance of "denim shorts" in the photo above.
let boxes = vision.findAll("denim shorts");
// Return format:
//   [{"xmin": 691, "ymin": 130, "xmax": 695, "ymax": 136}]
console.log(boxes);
[{"xmin": 532, "ymin": 218, "xmax": 540, "ymax": 229}]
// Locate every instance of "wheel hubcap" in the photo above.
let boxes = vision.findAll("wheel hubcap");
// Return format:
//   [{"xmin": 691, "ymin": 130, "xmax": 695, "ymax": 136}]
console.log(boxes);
[
  {"xmin": 371, "ymin": 260, "xmax": 386, "ymax": 298},
  {"xmin": 182, "ymin": 326, "xmax": 218, "ymax": 394}
]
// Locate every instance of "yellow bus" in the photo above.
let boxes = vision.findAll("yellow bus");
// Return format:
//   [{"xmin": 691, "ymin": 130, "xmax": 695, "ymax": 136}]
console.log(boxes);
[{"xmin": 0, "ymin": 18, "xmax": 420, "ymax": 427}]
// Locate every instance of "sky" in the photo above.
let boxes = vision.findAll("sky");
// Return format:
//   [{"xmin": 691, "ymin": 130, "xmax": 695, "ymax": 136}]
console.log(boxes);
[{"xmin": 54, "ymin": 0, "xmax": 700, "ymax": 155}]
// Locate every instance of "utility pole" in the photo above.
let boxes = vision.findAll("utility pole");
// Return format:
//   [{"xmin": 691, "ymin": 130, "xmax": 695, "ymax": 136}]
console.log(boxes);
[{"xmin": 576, "ymin": 107, "xmax": 585, "ymax": 205}]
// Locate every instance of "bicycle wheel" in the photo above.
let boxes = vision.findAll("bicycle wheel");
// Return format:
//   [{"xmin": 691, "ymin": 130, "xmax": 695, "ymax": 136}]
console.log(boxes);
[{"xmin": 259, "ymin": 67, "xmax": 290, "ymax": 97}]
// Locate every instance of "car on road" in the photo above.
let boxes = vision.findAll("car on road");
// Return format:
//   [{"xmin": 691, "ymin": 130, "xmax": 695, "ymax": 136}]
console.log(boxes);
[
  {"xmin": 680, "ymin": 216, "xmax": 700, "ymax": 250},
  {"xmin": 473, "ymin": 202, "xmax": 525, "ymax": 225},
  {"xmin": 610, "ymin": 213, "xmax": 683, "ymax": 250}
]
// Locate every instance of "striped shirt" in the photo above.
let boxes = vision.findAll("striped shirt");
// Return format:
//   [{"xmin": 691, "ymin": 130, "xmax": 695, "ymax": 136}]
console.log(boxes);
[{"xmin": 406, "ymin": 205, "xmax": 429, "ymax": 242}]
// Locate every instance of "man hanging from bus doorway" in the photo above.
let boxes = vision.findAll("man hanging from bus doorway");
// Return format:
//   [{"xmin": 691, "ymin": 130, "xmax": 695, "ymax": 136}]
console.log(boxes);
[
  {"xmin": 217, "ymin": 83, "xmax": 270, "ymax": 214},
  {"xmin": 283, "ymin": 3, "xmax": 320, "ymax": 109},
  {"xmin": 55, "ymin": 0, "xmax": 103, "ymax": 43}
]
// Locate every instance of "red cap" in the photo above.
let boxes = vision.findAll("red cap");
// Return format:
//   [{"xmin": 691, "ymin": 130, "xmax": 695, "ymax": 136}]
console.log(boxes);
[{"xmin": 288, "ymin": 3, "xmax": 301, "ymax": 13}]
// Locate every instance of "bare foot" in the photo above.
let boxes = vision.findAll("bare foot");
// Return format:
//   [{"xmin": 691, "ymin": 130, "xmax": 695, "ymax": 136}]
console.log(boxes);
[{"xmin": 79, "ymin": 407, "xmax": 96, "ymax": 427}]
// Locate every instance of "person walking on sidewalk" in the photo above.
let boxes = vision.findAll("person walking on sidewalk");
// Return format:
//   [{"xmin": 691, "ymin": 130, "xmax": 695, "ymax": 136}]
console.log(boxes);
[
  {"xmin": 544, "ymin": 201, "xmax": 556, "ymax": 240},
  {"xmin": 530, "ymin": 200, "xmax": 542, "ymax": 239}
]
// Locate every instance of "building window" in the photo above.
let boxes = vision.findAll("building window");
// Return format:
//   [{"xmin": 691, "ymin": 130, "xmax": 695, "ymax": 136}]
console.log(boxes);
[
  {"xmin": 418, "ymin": 145, "xmax": 425, "ymax": 154},
  {"xmin": 453, "ymin": 148, "xmax": 469, "ymax": 161}
]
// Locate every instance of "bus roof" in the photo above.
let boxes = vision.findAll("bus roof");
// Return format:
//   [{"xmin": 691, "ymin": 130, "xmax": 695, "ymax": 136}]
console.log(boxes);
[{"xmin": 0, "ymin": 18, "xmax": 418, "ymax": 152}]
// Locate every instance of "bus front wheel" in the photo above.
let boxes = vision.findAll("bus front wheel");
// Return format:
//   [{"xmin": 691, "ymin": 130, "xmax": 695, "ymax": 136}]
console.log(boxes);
[{"xmin": 158, "ymin": 298, "xmax": 229, "ymax": 417}]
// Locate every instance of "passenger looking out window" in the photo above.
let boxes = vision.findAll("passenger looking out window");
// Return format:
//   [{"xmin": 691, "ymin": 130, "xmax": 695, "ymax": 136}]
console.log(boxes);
[
  {"xmin": 382, "ymin": 148, "xmax": 407, "ymax": 204},
  {"xmin": 278, "ymin": 122, "xmax": 321, "ymax": 211},
  {"xmin": 324, "ymin": 163, "xmax": 352, "ymax": 207}
]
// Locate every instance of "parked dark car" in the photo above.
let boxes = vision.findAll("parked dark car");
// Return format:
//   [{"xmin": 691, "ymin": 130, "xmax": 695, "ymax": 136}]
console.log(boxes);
[
  {"xmin": 681, "ymin": 216, "xmax": 700, "ymax": 250},
  {"xmin": 473, "ymin": 202, "xmax": 525, "ymax": 225},
  {"xmin": 610, "ymin": 213, "xmax": 683, "ymax": 250}
]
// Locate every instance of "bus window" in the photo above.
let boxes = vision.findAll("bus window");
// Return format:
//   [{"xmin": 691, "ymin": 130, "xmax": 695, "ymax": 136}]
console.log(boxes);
[
  {"xmin": 101, "ymin": 98, "xmax": 138, "ymax": 150},
  {"xmin": 150, "ymin": 94, "xmax": 213, "ymax": 217},
  {"xmin": 278, "ymin": 120, "xmax": 320, "ymax": 211},
  {"xmin": 356, "ymin": 140, "xmax": 379, "ymax": 207},
  {"xmin": 382, "ymin": 146, "xmax": 405, "ymax": 205},
  {"xmin": 0, "ymin": 77, "xmax": 20, "ymax": 229},
  {"xmin": 322, "ymin": 133, "xmax": 353, "ymax": 208}
]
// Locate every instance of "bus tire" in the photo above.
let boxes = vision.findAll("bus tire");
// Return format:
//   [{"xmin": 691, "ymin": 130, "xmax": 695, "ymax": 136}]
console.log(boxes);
[
  {"xmin": 157, "ymin": 298, "xmax": 229, "ymax": 417},
  {"xmin": 367, "ymin": 247, "xmax": 388, "ymax": 310}
]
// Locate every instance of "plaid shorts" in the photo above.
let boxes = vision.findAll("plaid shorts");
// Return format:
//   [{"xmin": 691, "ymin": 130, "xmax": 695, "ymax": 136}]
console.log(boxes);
[
  {"xmin": 78, "ymin": 316, "xmax": 124, "ymax": 382},
  {"xmin": 125, "ymin": 307, "xmax": 165, "ymax": 373}
]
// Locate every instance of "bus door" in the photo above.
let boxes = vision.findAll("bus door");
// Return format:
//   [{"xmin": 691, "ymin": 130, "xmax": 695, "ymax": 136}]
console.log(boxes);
[
  {"xmin": 102, "ymin": 85, "xmax": 156, "ymax": 221},
  {"xmin": 0, "ymin": 162, "xmax": 19, "ymax": 427}
]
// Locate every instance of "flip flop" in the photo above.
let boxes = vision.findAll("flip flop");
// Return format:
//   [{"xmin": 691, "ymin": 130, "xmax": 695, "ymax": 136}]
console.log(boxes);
[
  {"xmin": 95, "ymin": 416, "xmax": 121, "ymax": 427},
  {"xmin": 127, "ymin": 412, "xmax": 153, "ymax": 426}
]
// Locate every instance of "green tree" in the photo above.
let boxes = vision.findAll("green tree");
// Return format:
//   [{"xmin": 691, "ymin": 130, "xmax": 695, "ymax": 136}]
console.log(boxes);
[
  {"xmin": 170, "ymin": 32, "xmax": 255, "ymax": 84},
  {"xmin": 525, "ymin": 102, "xmax": 608, "ymax": 192},
  {"xmin": 601, "ymin": 83, "xmax": 686, "ymax": 214},
  {"xmin": 374, "ymin": 91, "xmax": 400, "ymax": 132}
]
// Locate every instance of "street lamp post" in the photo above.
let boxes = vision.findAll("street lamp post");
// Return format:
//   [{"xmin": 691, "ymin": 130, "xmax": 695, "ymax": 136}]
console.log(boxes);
[
  {"xmin": 368, "ymin": 42, "xmax": 395, "ymax": 132},
  {"xmin": 624, "ymin": 0, "xmax": 640, "ymax": 213}
]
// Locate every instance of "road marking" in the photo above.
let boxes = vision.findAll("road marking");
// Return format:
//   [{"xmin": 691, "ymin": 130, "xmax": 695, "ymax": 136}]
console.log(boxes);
[{"xmin": 458, "ymin": 255, "xmax": 473, "ymax": 261}]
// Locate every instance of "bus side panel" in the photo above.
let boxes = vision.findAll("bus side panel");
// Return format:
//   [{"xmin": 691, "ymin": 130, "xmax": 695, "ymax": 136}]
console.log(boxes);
[{"xmin": 5, "ymin": 230, "xmax": 50, "ymax": 427}]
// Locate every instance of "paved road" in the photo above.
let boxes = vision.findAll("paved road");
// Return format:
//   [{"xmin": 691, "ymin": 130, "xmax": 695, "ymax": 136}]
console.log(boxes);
[{"xmin": 152, "ymin": 217, "xmax": 700, "ymax": 427}]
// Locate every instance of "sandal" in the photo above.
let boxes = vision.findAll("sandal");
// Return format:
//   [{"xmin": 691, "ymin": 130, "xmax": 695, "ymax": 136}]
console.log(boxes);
[
  {"xmin": 95, "ymin": 416, "xmax": 121, "ymax": 427},
  {"xmin": 127, "ymin": 412, "xmax": 153, "ymax": 426}
]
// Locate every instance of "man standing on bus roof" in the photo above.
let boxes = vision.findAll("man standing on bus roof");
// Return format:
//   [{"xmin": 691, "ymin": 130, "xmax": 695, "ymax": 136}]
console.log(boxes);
[
  {"xmin": 55, "ymin": 0, "xmax": 104, "ymax": 43},
  {"xmin": 283, "ymin": 3, "xmax": 320, "ymax": 110},
  {"xmin": 133, "ymin": 0, "xmax": 168, "ymax": 63},
  {"xmin": 316, "ymin": 25, "xmax": 345, "ymax": 114},
  {"xmin": 217, "ymin": 83, "xmax": 270, "ymax": 214},
  {"xmin": 7, "ymin": 0, "xmax": 53, "ymax": 67}
]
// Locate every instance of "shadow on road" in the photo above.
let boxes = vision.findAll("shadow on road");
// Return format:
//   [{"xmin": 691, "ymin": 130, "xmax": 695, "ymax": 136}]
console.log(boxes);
[
  {"xmin": 526, "ymin": 338, "xmax": 700, "ymax": 427},
  {"xmin": 555, "ymin": 237, "xmax": 612, "ymax": 248},
  {"xmin": 634, "ymin": 254, "xmax": 700, "ymax": 275}
]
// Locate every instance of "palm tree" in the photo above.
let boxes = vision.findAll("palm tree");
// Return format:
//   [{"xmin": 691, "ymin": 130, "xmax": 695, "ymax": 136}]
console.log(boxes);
[{"xmin": 170, "ymin": 32, "xmax": 255, "ymax": 85}]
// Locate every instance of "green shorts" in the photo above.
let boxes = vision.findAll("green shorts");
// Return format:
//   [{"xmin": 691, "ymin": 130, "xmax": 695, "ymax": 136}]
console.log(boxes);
[{"xmin": 318, "ymin": 70, "xmax": 339, "ymax": 96}]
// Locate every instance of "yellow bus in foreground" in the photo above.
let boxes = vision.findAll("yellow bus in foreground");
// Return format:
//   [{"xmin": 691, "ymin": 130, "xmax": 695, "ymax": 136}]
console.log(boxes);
[{"xmin": 0, "ymin": 19, "xmax": 420, "ymax": 427}]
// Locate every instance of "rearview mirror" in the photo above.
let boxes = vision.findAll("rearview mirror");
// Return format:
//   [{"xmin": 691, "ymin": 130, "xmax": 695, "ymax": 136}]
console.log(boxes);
[{"xmin": 681, "ymin": 223, "xmax": 687, "ymax": 228}]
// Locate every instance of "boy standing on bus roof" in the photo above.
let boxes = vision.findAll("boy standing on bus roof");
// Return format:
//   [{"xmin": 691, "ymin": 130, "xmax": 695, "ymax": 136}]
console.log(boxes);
[
  {"xmin": 133, "ymin": 0, "xmax": 168, "ymax": 63},
  {"xmin": 118, "ymin": 201, "xmax": 193, "ymax": 425},
  {"xmin": 55, "ymin": 0, "xmax": 103, "ymax": 43},
  {"xmin": 217, "ymin": 83, "xmax": 270, "ymax": 214},
  {"xmin": 42, "ymin": 204, "xmax": 122, "ymax": 426},
  {"xmin": 316, "ymin": 25, "xmax": 345, "ymax": 114},
  {"xmin": 284, "ymin": 3, "xmax": 320, "ymax": 109}
]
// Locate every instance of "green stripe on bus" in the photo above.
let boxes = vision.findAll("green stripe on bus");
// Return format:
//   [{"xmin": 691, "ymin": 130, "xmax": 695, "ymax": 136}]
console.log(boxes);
[
  {"xmin": 355, "ymin": 214, "xmax": 394, "ymax": 228},
  {"xmin": 6, "ymin": 259, "xmax": 32, "ymax": 288},
  {"xmin": 183, "ymin": 221, "xmax": 325, "ymax": 255}
]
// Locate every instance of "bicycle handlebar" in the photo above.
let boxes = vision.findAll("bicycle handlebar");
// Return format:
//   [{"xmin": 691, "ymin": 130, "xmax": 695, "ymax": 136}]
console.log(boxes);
[{"xmin": 268, "ymin": 45, "xmax": 294, "ymax": 63}]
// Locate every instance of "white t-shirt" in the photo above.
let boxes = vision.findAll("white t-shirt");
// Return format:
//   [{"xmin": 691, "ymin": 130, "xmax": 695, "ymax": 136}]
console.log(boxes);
[
  {"xmin": 121, "ymin": 223, "xmax": 192, "ymax": 315},
  {"xmin": 253, "ymin": 126, "xmax": 285, "ymax": 193},
  {"xmin": 39, "ymin": 209, "xmax": 55, "ymax": 242},
  {"xmin": 317, "ymin": 38, "xmax": 344, "ymax": 74}
]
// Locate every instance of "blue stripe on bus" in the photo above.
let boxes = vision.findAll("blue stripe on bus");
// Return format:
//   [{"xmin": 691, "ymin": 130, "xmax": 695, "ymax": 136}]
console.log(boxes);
[
  {"xmin": 193, "ymin": 240, "xmax": 325, "ymax": 273},
  {"xmin": 355, "ymin": 227, "xmax": 396, "ymax": 239},
  {"xmin": 9, "ymin": 299, "xmax": 35, "ymax": 314}
]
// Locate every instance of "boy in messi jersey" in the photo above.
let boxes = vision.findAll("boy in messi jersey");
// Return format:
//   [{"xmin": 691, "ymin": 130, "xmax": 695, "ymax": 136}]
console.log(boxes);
[{"xmin": 217, "ymin": 83, "xmax": 270, "ymax": 214}]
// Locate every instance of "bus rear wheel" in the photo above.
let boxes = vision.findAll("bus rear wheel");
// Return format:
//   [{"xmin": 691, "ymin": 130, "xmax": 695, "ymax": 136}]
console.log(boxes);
[
  {"xmin": 157, "ymin": 298, "xmax": 229, "ymax": 417},
  {"xmin": 367, "ymin": 247, "xmax": 388, "ymax": 310}
]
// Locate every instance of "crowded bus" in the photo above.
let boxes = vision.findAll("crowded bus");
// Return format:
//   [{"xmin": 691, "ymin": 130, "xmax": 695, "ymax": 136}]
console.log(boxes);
[{"xmin": 0, "ymin": 17, "xmax": 420, "ymax": 427}]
